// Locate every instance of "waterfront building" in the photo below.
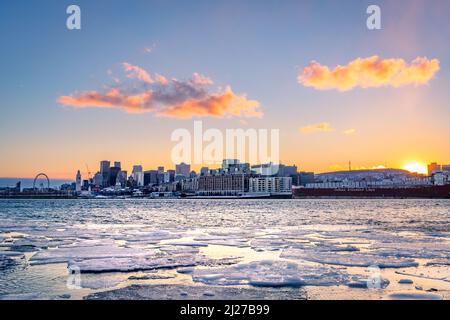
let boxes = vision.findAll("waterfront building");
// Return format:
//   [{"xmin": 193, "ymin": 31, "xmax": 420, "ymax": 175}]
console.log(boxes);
[
  {"xmin": 176, "ymin": 162, "xmax": 191, "ymax": 177},
  {"xmin": 181, "ymin": 178, "xmax": 199, "ymax": 193},
  {"xmin": 433, "ymin": 172, "xmax": 448, "ymax": 186},
  {"xmin": 197, "ymin": 174, "xmax": 249, "ymax": 196},
  {"xmin": 249, "ymin": 177, "xmax": 292, "ymax": 194}
]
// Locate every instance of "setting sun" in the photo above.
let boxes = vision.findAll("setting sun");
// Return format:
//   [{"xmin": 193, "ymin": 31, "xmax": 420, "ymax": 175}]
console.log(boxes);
[{"xmin": 403, "ymin": 162, "xmax": 428, "ymax": 175}]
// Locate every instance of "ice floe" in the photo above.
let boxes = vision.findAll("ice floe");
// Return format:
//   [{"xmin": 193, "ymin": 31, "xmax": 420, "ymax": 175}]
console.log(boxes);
[
  {"xmin": 30, "ymin": 244, "xmax": 158, "ymax": 265},
  {"xmin": 281, "ymin": 248, "xmax": 418, "ymax": 268},
  {"xmin": 85, "ymin": 284, "xmax": 306, "ymax": 300},
  {"xmin": 191, "ymin": 260, "xmax": 350, "ymax": 287}
]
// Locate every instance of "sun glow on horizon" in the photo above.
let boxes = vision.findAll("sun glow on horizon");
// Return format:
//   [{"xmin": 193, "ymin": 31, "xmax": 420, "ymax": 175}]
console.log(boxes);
[{"xmin": 403, "ymin": 162, "xmax": 427, "ymax": 175}]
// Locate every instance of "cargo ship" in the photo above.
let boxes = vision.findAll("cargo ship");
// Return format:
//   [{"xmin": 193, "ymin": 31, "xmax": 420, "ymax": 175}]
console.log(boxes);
[{"xmin": 293, "ymin": 184, "xmax": 450, "ymax": 199}]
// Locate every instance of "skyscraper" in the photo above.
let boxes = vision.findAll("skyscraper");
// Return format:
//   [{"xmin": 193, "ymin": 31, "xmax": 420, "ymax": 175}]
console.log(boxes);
[
  {"xmin": 100, "ymin": 160, "xmax": 111, "ymax": 187},
  {"xmin": 144, "ymin": 170, "xmax": 158, "ymax": 186},
  {"xmin": 100, "ymin": 161, "xmax": 111, "ymax": 173},
  {"xmin": 75, "ymin": 170, "xmax": 82, "ymax": 192},
  {"xmin": 114, "ymin": 162, "xmax": 121, "ymax": 169},
  {"xmin": 132, "ymin": 165, "xmax": 144, "ymax": 187},
  {"xmin": 117, "ymin": 171, "xmax": 128, "ymax": 188},
  {"xmin": 109, "ymin": 167, "xmax": 121, "ymax": 187}
]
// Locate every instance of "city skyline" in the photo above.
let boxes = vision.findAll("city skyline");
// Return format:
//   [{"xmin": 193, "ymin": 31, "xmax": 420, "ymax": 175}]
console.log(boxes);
[{"xmin": 1, "ymin": 0, "xmax": 450, "ymax": 179}]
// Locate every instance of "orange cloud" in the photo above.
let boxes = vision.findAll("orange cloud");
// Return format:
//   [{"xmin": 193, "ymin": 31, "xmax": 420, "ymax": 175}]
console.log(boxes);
[
  {"xmin": 123, "ymin": 62, "xmax": 153, "ymax": 84},
  {"xmin": 158, "ymin": 86, "xmax": 261, "ymax": 119},
  {"xmin": 58, "ymin": 68, "xmax": 262, "ymax": 119},
  {"xmin": 298, "ymin": 56, "xmax": 440, "ymax": 91},
  {"xmin": 300, "ymin": 122, "xmax": 334, "ymax": 134},
  {"xmin": 58, "ymin": 88, "xmax": 154, "ymax": 113}
]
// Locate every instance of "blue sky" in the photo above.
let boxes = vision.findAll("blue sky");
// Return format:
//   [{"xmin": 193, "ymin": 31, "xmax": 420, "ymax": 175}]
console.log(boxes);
[{"xmin": 1, "ymin": 0, "xmax": 449, "ymax": 178}]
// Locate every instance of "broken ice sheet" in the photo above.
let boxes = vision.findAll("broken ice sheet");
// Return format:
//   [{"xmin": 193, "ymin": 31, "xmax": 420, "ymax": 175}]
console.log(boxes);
[
  {"xmin": 281, "ymin": 248, "xmax": 418, "ymax": 268},
  {"xmin": 77, "ymin": 273, "xmax": 127, "ymax": 290},
  {"xmin": 84, "ymin": 284, "xmax": 306, "ymax": 300},
  {"xmin": 370, "ymin": 241, "xmax": 450, "ymax": 260},
  {"xmin": 191, "ymin": 260, "xmax": 350, "ymax": 287},
  {"xmin": 117, "ymin": 230, "xmax": 182, "ymax": 245},
  {"xmin": 67, "ymin": 254, "xmax": 199, "ymax": 273},
  {"xmin": 194, "ymin": 235, "xmax": 250, "ymax": 248},
  {"xmin": 250, "ymin": 236, "xmax": 290, "ymax": 252},
  {"xmin": 30, "ymin": 243, "xmax": 158, "ymax": 265},
  {"xmin": 395, "ymin": 266, "xmax": 450, "ymax": 282}
]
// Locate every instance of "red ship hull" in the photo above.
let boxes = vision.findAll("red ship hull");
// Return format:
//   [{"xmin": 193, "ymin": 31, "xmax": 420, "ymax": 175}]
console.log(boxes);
[{"xmin": 293, "ymin": 184, "xmax": 450, "ymax": 199}]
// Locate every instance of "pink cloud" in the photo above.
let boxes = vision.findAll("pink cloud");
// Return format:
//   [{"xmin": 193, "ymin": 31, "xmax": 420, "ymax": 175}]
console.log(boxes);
[
  {"xmin": 298, "ymin": 56, "xmax": 440, "ymax": 91},
  {"xmin": 122, "ymin": 62, "xmax": 153, "ymax": 84},
  {"xmin": 58, "ymin": 67, "xmax": 262, "ymax": 119}
]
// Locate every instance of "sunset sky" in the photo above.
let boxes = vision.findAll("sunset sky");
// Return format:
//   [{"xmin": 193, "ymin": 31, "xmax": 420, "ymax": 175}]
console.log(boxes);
[{"xmin": 1, "ymin": 0, "xmax": 450, "ymax": 179}]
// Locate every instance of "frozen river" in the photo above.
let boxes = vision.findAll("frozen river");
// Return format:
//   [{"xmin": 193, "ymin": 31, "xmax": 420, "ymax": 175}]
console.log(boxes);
[{"xmin": 0, "ymin": 199, "xmax": 449, "ymax": 300}]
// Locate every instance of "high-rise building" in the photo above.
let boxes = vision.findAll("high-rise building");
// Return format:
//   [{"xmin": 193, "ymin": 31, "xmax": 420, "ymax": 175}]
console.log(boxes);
[
  {"xmin": 428, "ymin": 163, "xmax": 441, "ymax": 176},
  {"xmin": 114, "ymin": 162, "xmax": 121, "ymax": 169},
  {"xmin": 160, "ymin": 170, "xmax": 176, "ymax": 184},
  {"xmin": 249, "ymin": 177, "xmax": 292, "ymax": 194},
  {"xmin": 131, "ymin": 165, "xmax": 144, "ymax": 187},
  {"xmin": 109, "ymin": 167, "xmax": 121, "ymax": 187},
  {"xmin": 100, "ymin": 161, "xmax": 110, "ymax": 173},
  {"xmin": 132, "ymin": 165, "xmax": 143, "ymax": 174},
  {"xmin": 75, "ymin": 170, "xmax": 82, "ymax": 192},
  {"xmin": 176, "ymin": 162, "xmax": 191, "ymax": 177},
  {"xmin": 93, "ymin": 172, "xmax": 103, "ymax": 187},
  {"xmin": 157, "ymin": 166, "xmax": 165, "ymax": 174},
  {"xmin": 442, "ymin": 165, "xmax": 450, "ymax": 173},
  {"xmin": 100, "ymin": 160, "xmax": 111, "ymax": 187},
  {"xmin": 198, "ymin": 174, "xmax": 248, "ymax": 196},
  {"xmin": 144, "ymin": 170, "xmax": 158, "ymax": 186},
  {"xmin": 117, "ymin": 170, "xmax": 128, "ymax": 188}
]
